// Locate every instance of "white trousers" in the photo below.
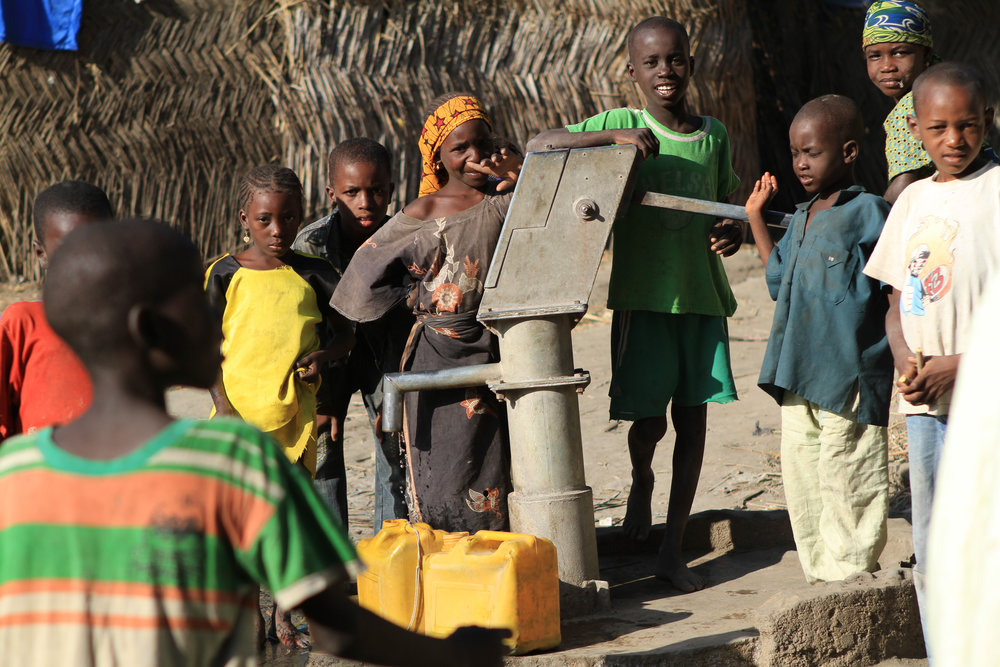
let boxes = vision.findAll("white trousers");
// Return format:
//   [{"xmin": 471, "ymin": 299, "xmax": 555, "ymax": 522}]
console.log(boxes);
[{"xmin": 780, "ymin": 390, "xmax": 889, "ymax": 583}]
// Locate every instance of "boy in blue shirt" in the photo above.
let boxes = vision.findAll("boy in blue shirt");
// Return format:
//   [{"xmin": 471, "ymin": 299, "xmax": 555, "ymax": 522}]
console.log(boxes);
[
  {"xmin": 528, "ymin": 16, "xmax": 743, "ymax": 592},
  {"xmin": 744, "ymin": 95, "xmax": 893, "ymax": 583}
]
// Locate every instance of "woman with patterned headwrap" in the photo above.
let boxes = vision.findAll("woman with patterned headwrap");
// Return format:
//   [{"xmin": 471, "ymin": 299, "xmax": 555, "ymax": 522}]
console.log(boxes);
[
  {"xmin": 331, "ymin": 92, "xmax": 522, "ymax": 532},
  {"xmin": 862, "ymin": 0, "xmax": 937, "ymax": 203}
]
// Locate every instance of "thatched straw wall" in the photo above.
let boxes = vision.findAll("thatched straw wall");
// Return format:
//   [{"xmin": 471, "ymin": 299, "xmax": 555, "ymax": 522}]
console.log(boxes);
[
  {"xmin": 273, "ymin": 0, "xmax": 757, "ymax": 219},
  {"xmin": 0, "ymin": 0, "xmax": 997, "ymax": 281},
  {"xmin": 0, "ymin": 0, "xmax": 285, "ymax": 279}
]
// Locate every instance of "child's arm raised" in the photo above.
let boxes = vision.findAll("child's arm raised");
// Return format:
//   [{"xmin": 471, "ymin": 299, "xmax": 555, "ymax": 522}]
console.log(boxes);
[
  {"xmin": 526, "ymin": 128, "xmax": 659, "ymax": 159},
  {"xmin": 295, "ymin": 312, "xmax": 356, "ymax": 383},
  {"xmin": 744, "ymin": 173, "xmax": 779, "ymax": 266}
]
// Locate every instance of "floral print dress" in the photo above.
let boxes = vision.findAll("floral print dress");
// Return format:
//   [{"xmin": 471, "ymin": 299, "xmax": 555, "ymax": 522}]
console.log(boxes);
[{"xmin": 330, "ymin": 192, "xmax": 512, "ymax": 532}]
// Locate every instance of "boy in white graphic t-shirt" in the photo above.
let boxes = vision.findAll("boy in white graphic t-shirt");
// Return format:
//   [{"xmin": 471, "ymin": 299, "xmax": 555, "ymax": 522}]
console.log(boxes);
[{"xmin": 863, "ymin": 61, "xmax": 1000, "ymax": 658}]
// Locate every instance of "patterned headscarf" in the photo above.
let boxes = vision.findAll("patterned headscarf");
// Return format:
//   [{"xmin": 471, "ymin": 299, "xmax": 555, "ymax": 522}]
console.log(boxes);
[
  {"xmin": 862, "ymin": 1, "xmax": 933, "ymax": 50},
  {"xmin": 418, "ymin": 94, "xmax": 492, "ymax": 197}
]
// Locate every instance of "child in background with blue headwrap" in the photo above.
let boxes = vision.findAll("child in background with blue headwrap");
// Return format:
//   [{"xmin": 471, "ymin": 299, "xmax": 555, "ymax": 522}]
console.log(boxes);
[
  {"xmin": 863, "ymin": 1, "xmax": 997, "ymax": 203},
  {"xmin": 862, "ymin": 0, "xmax": 936, "ymax": 203}
]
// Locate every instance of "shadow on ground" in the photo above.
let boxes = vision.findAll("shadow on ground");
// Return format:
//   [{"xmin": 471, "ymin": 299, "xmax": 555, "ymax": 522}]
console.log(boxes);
[
  {"xmin": 603, "ymin": 629, "xmax": 759, "ymax": 666},
  {"xmin": 551, "ymin": 510, "xmax": 794, "ymax": 653}
]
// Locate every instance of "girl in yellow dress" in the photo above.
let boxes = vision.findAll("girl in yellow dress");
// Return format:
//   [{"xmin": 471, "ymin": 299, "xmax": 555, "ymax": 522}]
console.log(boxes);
[{"xmin": 205, "ymin": 164, "xmax": 353, "ymax": 646}]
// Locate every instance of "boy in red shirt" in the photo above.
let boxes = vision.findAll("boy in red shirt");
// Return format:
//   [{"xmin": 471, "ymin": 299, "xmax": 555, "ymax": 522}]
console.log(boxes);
[{"xmin": 0, "ymin": 181, "xmax": 112, "ymax": 441}]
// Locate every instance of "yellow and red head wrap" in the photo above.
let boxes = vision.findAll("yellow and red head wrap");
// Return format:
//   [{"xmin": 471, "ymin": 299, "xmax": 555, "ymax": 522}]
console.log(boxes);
[{"xmin": 418, "ymin": 95, "xmax": 492, "ymax": 197}]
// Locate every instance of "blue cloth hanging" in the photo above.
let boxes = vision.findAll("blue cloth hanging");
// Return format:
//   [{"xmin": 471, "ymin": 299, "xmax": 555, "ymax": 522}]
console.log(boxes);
[{"xmin": 0, "ymin": 0, "xmax": 84, "ymax": 51}]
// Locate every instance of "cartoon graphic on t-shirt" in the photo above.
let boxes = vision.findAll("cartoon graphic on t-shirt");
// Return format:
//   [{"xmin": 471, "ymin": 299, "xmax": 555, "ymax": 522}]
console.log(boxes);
[
  {"xmin": 902, "ymin": 245, "xmax": 930, "ymax": 315},
  {"xmin": 902, "ymin": 217, "xmax": 958, "ymax": 317}
]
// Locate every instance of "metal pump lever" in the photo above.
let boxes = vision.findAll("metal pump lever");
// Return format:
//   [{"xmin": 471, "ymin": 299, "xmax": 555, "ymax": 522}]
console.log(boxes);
[{"xmin": 634, "ymin": 190, "xmax": 794, "ymax": 229}]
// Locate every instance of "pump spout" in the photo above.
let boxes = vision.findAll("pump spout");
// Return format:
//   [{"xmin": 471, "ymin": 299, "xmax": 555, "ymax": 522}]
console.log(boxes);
[{"xmin": 381, "ymin": 362, "xmax": 504, "ymax": 432}]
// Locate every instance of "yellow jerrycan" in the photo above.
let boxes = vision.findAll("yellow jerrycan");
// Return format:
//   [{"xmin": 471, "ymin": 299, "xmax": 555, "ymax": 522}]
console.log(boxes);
[
  {"xmin": 422, "ymin": 531, "xmax": 561, "ymax": 654},
  {"xmin": 356, "ymin": 519, "xmax": 467, "ymax": 631}
]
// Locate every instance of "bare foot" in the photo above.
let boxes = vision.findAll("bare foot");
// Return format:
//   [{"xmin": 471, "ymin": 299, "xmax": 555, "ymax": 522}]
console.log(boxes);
[
  {"xmin": 271, "ymin": 606, "xmax": 310, "ymax": 649},
  {"xmin": 622, "ymin": 467, "xmax": 654, "ymax": 541},
  {"xmin": 655, "ymin": 554, "xmax": 706, "ymax": 593}
]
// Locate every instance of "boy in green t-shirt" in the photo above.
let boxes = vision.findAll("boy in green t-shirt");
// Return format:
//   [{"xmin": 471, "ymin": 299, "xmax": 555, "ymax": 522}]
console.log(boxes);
[
  {"xmin": 527, "ymin": 16, "xmax": 742, "ymax": 592},
  {"xmin": 0, "ymin": 219, "xmax": 507, "ymax": 666}
]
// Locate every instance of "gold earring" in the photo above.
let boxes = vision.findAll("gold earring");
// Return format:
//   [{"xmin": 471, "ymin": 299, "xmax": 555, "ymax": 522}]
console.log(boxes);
[{"xmin": 242, "ymin": 230, "xmax": 251, "ymax": 243}]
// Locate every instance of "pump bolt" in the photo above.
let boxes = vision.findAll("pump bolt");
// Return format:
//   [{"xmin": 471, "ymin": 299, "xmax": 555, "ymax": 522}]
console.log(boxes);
[{"xmin": 575, "ymin": 198, "xmax": 599, "ymax": 221}]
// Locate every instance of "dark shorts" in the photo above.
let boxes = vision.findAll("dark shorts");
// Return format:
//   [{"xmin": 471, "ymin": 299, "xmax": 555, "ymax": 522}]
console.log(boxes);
[{"xmin": 609, "ymin": 310, "xmax": 737, "ymax": 420}]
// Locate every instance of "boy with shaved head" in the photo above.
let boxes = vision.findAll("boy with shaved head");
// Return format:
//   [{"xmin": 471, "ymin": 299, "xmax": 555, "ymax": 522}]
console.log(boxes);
[
  {"xmin": 745, "ymin": 94, "xmax": 893, "ymax": 583},
  {"xmin": 0, "ymin": 181, "xmax": 112, "ymax": 441},
  {"xmin": 0, "ymin": 219, "xmax": 507, "ymax": 666},
  {"xmin": 864, "ymin": 62, "xmax": 1000, "ymax": 655}
]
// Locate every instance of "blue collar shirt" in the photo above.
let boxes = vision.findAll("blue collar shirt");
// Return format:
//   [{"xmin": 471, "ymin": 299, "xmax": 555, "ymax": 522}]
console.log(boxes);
[{"xmin": 758, "ymin": 186, "xmax": 893, "ymax": 426}]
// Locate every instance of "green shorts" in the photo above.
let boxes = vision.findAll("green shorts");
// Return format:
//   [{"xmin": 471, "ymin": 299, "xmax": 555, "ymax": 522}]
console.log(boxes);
[{"xmin": 609, "ymin": 310, "xmax": 737, "ymax": 420}]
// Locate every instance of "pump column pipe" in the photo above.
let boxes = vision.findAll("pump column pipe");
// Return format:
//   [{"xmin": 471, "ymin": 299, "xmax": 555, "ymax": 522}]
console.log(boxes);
[
  {"xmin": 485, "ymin": 314, "xmax": 599, "ymax": 592},
  {"xmin": 470, "ymin": 146, "xmax": 648, "ymax": 609}
]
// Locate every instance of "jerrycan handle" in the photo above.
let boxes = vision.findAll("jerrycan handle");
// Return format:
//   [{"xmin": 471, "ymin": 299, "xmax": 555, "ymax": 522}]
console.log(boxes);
[
  {"xmin": 461, "ymin": 531, "xmax": 533, "ymax": 556},
  {"xmin": 403, "ymin": 522, "xmax": 424, "ymax": 631}
]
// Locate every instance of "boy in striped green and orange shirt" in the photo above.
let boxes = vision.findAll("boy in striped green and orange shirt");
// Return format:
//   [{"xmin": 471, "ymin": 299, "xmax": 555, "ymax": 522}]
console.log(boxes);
[{"xmin": 0, "ymin": 219, "xmax": 507, "ymax": 666}]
